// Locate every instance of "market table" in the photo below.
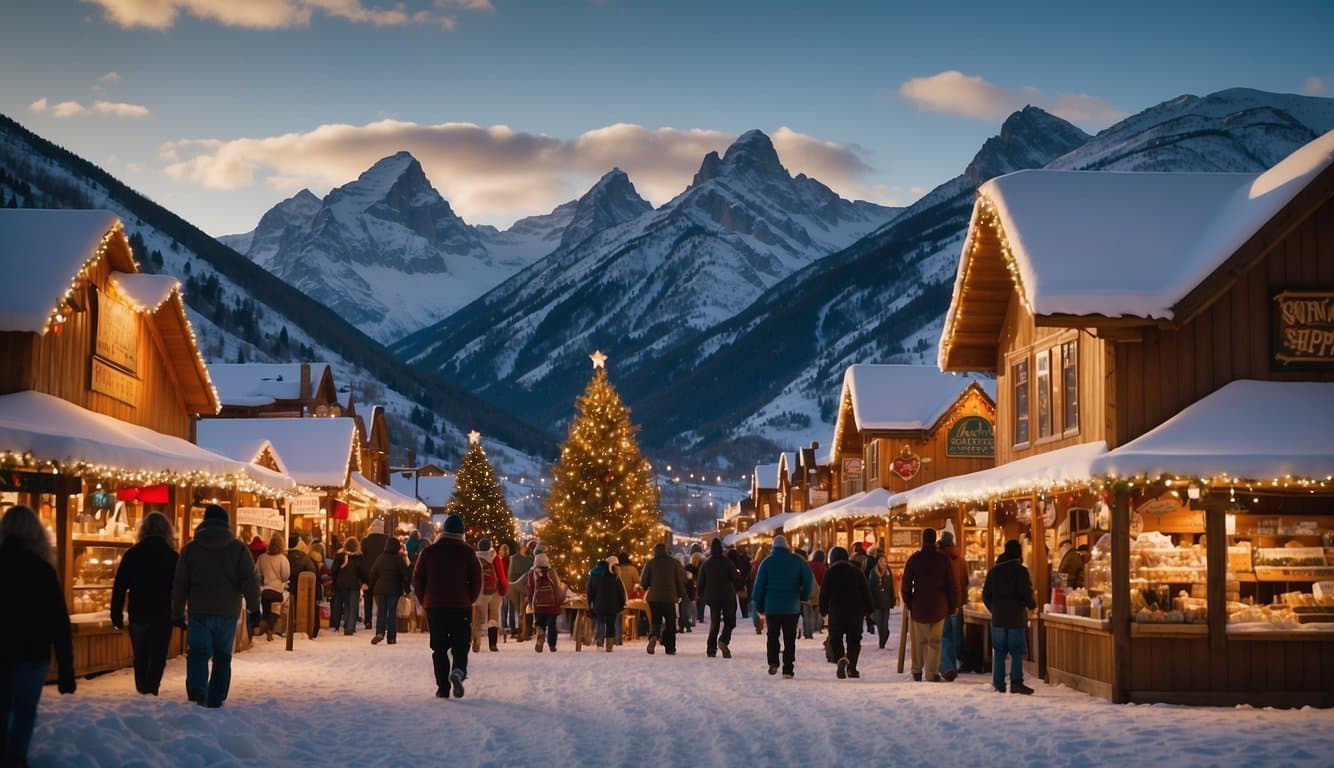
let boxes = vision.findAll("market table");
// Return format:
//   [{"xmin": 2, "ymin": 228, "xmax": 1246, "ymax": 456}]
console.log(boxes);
[
  {"xmin": 624, "ymin": 598, "xmax": 651, "ymax": 641},
  {"xmin": 563, "ymin": 596, "xmax": 592, "ymax": 651}
]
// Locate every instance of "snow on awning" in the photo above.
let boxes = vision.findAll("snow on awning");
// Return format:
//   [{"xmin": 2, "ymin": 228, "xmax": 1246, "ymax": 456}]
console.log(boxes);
[
  {"xmin": 1089, "ymin": 380, "xmax": 1334, "ymax": 484},
  {"xmin": 196, "ymin": 417, "xmax": 357, "ymax": 488},
  {"xmin": 786, "ymin": 487, "xmax": 894, "ymax": 530},
  {"xmin": 722, "ymin": 531, "xmax": 749, "ymax": 547},
  {"xmin": 350, "ymin": 471, "xmax": 428, "ymax": 514},
  {"xmin": 890, "ymin": 441, "xmax": 1107, "ymax": 514},
  {"xmin": 745, "ymin": 511, "xmax": 801, "ymax": 537},
  {"xmin": 109, "ymin": 272, "xmax": 179, "ymax": 312},
  {"xmin": 0, "ymin": 390, "xmax": 291, "ymax": 492},
  {"xmin": 0, "ymin": 210, "xmax": 121, "ymax": 333}
]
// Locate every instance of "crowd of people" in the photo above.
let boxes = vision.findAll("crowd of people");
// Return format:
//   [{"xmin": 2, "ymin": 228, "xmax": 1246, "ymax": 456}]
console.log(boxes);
[{"xmin": 0, "ymin": 501, "xmax": 1040, "ymax": 766}]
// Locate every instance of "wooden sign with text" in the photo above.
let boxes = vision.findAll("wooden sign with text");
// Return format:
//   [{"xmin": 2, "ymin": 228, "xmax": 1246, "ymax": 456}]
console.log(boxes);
[{"xmin": 1273, "ymin": 289, "xmax": 1334, "ymax": 368}]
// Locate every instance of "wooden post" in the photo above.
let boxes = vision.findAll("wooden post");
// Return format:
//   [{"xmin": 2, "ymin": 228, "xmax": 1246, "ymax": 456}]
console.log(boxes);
[
  {"xmin": 285, "ymin": 589, "xmax": 295, "ymax": 652},
  {"xmin": 1031, "ymin": 492, "xmax": 1047, "ymax": 679},
  {"xmin": 1205, "ymin": 502, "xmax": 1226, "ymax": 652},
  {"xmin": 1111, "ymin": 486, "xmax": 1131, "ymax": 704},
  {"xmin": 897, "ymin": 607, "xmax": 911, "ymax": 674}
]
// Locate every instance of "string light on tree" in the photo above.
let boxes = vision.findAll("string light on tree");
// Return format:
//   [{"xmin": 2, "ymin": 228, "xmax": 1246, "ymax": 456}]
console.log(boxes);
[
  {"xmin": 540, "ymin": 350, "xmax": 661, "ymax": 584},
  {"xmin": 444, "ymin": 431, "xmax": 519, "ymax": 548}
]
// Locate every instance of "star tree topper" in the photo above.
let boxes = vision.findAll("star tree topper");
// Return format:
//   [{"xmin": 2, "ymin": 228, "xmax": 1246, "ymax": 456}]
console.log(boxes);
[
  {"xmin": 589, "ymin": 349, "xmax": 608, "ymax": 370},
  {"xmin": 467, "ymin": 430, "xmax": 481, "ymax": 446}
]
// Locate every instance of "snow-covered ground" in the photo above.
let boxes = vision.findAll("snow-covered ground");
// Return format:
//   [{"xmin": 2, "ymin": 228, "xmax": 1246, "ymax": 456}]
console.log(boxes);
[{"xmin": 32, "ymin": 612, "xmax": 1334, "ymax": 767}]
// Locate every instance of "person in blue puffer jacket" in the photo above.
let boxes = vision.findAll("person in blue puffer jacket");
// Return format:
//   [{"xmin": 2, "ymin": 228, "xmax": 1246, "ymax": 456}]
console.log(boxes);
[{"xmin": 750, "ymin": 535, "xmax": 813, "ymax": 679}]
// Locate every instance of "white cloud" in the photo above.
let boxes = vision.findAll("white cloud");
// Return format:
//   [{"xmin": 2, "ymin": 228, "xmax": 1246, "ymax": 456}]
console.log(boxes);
[
  {"xmin": 160, "ymin": 120, "xmax": 881, "ymax": 226},
  {"xmin": 96, "ymin": 71, "xmax": 122, "ymax": 88},
  {"xmin": 1302, "ymin": 76, "xmax": 1327, "ymax": 96},
  {"xmin": 899, "ymin": 70, "xmax": 1123, "ymax": 127},
  {"xmin": 82, "ymin": 0, "xmax": 485, "ymax": 29},
  {"xmin": 29, "ymin": 96, "xmax": 150, "ymax": 119}
]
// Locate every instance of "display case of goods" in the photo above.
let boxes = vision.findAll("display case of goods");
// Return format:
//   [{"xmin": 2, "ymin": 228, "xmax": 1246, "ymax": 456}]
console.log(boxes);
[
  {"xmin": 1252, "ymin": 547, "xmax": 1334, "ymax": 581},
  {"xmin": 71, "ymin": 546, "xmax": 124, "ymax": 615}
]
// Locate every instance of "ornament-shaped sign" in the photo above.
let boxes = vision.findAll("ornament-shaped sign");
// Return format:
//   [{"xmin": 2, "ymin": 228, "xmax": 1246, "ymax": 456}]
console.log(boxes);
[{"xmin": 891, "ymin": 445, "xmax": 920, "ymax": 480}]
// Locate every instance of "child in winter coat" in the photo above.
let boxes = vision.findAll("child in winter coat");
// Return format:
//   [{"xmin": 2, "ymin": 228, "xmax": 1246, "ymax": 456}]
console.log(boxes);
[
  {"xmin": 330, "ymin": 537, "xmax": 367, "ymax": 635},
  {"xmin": 526, "ymin": 553, "xmax": 565, "ymax": 652},
  {"xmin": 819, "ymin": 547, "xmax": 874, "ymax": 679},
  {"xmin": 587, "ymin": 555, "xmax": 627, "ymax": 652},
  {"xmin": 868, "ymin": 554, "xmax": 898, "ymax": 650},
  {"xmin": 472, "ymin": 539, "xmax": 510, "ymax": 652}
]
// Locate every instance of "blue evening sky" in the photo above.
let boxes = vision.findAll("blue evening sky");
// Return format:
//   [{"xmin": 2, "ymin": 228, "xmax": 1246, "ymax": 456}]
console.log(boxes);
[{"xmin": 1, "ymin": 0, "xmax": 1330, "ymax": 235}]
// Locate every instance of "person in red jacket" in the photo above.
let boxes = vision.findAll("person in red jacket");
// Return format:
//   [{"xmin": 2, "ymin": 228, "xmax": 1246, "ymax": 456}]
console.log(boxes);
[
  {"xmin": 900, "ymin": 528, "xmax": 957, "ymax": 682},
  {"xmin": 472, "ymin": 539, "xmax": 509, "ymax": 653},
  {"xmin": 412, "ymin": 514, "xmax": 481, "ymax": 699}
]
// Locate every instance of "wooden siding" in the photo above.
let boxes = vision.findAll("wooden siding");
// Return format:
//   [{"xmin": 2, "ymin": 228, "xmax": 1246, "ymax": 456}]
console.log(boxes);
[
  {"xmin": 1043, "ymin": 618, "xmax": 1114, "ymax": 699},
  {"xmin": 866, "ymin": 387, "xmax": 995, "ymax": 493},
  {"xmin": 1112, "ymin": 194, "xmax": 1334, "ymax": 446},
  {"xmin": 1127, "ymin": 633, "xmax": 1334, "ymax": 707},
  {"xmin": 995, "ymin": 295, "xmax": 1108, "ymax": 464}
]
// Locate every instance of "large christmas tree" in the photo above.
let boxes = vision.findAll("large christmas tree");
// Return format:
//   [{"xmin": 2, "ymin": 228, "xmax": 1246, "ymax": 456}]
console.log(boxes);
[
  {"xmin": 540, "ymin": 350, "xmax": 662, "ymax": 585},
  {"xmin": 445, "ymin": 431, "xmax": 519, "ymax": 549}
]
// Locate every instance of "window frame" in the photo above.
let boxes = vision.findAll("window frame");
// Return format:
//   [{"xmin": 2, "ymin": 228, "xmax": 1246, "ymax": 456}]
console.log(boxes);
[
  {"xmin": 1035, "ymin": 348, "xmax": 1053, "ymax": 440},
  {"xmin": 1012, "ymin": 358, "xmax": 1030, "ymax": 448},
  {"xmin": 1061, "ymin": 338, "xmax": 1080, "ymax": 436}
]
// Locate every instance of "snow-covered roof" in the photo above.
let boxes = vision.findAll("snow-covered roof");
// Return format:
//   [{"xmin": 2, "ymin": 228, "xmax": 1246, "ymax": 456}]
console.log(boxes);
[
  {"xmin": 753, "ymin": 463, "xmax": 780, "ymax": 490},
  {"xmin": 890, "ymin": 441, "xmax": 1107, "ymax": 514},
  {"xmin": 0, "ymin": 209, "xmax": 121, "ymax": 333},
  {"xmin": 390, "ymin": 473, "xmax": 455, "ymax": 509},
  {"xmin": 786, "ymin": 487, "xmax": 893, "ymax": 530},
  {"xmin": 196, "ymin": 417, "xmax": 357, "ymax": 488},
  {"xmin": 349, "ymin": 471, "xmax": 428, "ymax": 514},
  {"xmin": 745, "ymin": 510, "xmax": 801, "ymax": 537},
  {"xmin": 1090, "ymin": 380, "xmax": 1334, "ymax": 482},
  {"xmin": 194, "ymin": 433, "xmax": 288, "ymax": 477},
  {"xmin": 844, "ymin": 365, "xmax": 995, "ymax": 431},
  {"xmin": 109, "ymin": 272, "xmax": 179, "ymax": 312},
  {"xmin": 207, "ymin": 363, "xmax": 333, "ymax": 408},
  {"xmin": 778, "ymin": 451, "xmax": 797, "ymax": 480},
  {"xmin": 0, "ymin": 390, "xmax": 292, "ymax": 491}
]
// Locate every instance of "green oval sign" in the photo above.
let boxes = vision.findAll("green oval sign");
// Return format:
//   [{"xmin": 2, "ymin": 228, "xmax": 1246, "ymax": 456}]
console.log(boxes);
[{"xmin": 946, "ymin": 415, "xmax": 994, "ymax": 457}]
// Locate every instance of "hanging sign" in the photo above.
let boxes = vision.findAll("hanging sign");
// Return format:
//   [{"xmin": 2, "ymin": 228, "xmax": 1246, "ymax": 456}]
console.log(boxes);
[
  {"xmin": 91, "ymin": 357, "xmax": 140, "ymax": 406},
  {"xmin": 237, "ymin": 506, "xmax": 284, "ymax": 530},
  {"xmin": 946, "ymin": 416, "xmax": 995, "ymax": 457},
  {"xmin": 288, "ymin": 493, "xmax": 322, "ymax": 517},
  {"xmin": 94, "ymin": 288, "xmax": 139, "ymax": 373},
  {"xmin": 890, "ymin": 447, "xmax": 920, "ymax": 481},
  {"xmin": 1273, "ymin": 289, "xmax": 1334, "ymax": 368},
  {"xmin": 332, "ymin": 500, "xmax": 349, "ymax": 520}
]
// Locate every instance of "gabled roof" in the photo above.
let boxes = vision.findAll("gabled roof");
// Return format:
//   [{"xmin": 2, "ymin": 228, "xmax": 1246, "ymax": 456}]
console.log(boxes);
[
  {"xmin": 940, "ymin": 131, "xmax": 1334, "ymax": 370},
  {"xmin": 350, "ymin": 471, "xmax": 428, "ymax": 514},
  {"xmin": 208, "ymin": 363, "xmax": 334, "ymax": 408},
  {"xmin": 109, "ymin": 271, "xmax": 218, "ymax": 414},
  {"xmin": 0, "ymin": 209, "xmax": 121, "ymax": 333},
  {"xmin": 831, "ymin": 365, "xmax": 995, "ymax": 456},
  {"xmin": 777, "ymin": 451, "xmax": 798, "ymax": 482},
  {"xmin": 390, "ymin": 472, "xmax": 455, "ymax": 509},
  {"xmin": 753, "ymin": 463, "xmax": 780, "ymax": 491},
  {"xmin": 195, "ymin": 433, "xmax": 290, "ymax": 477},
  {"xmin": 196, "ymin": 417, "xmax": 359, "ymax": 488}
]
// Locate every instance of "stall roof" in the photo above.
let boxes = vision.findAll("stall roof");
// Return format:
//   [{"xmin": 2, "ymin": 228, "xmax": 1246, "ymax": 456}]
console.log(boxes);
[
  {"xmin": 746, "ymin": 511, "xmax": 801, "ymax": 537},
  {"xmin": 0, "ymin": 209, "xmax": 120, "ymax": 333},
  {"xmin": 0, "ymin": 390, "xmax": 292, "ymax": 491},
  {"xmin": 1089, "ymin": 380, "xmax": 1334, "ymax": 483},
  {"xmin": 844, "ymin": 365, "xmax": 995, "ymax": 432},
  {"xmin": 390, "ymin": 473, "xmax": 455, "ymax": 509},
  {"xmin": 350, "ymin": 471, "xmax": 428, "ymax": 514},
  {"xmin": 195, "ymin": 417, "xmax": 357, "ymax": 488},
  {"xmin": 194, "ymin": 433, "xmax": 289, "ymax": 477},
  {"xmin": 786, "ymin": 487, "xmax": 894, "ymax": 530},
  {"xmin": 890, "ymin": 441, "xmax": 1107, "ymax": 514},
  {"xmin": 208, "ymin": 362, "xmax": 333, "ymax": 407}
]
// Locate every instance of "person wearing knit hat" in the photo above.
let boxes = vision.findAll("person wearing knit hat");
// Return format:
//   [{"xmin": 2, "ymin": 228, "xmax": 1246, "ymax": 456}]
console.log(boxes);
[
  {"xmin": 901, "ymin": 528, "xmax": 956, "ymax": 683},
  {"xmin": 471, "ymin": 537, "xmax": 508, "ymax": 653},
  {"xmin": 640, "ymin": 542, "xmax": 688, "ymax": 655},
  {"xmin": 586, "ymin": 554, "xmax": 626, "ymax": 652},
  {"xmin": 698, "ymin": 537, "xmax": 743, "ymax": 658},
  {"xmin": 412, "ymin": 512, "xmax": 483, "ymax": 699},
  {"xmin": 360, "ymin": 520, "xmax": 390, "ymax": 630},
  {"xmin": 983, "ymin": 539, "xmax": 1036, "ymax": 695},
  {"xmin": 368, "ymin": 535, "xmax": 411, "ymax": 646},
  {"xmin": 171, "ymin": 503, "xmax": 261, "ymax": 708},
  {"xmin": 819, "ymin": 542, "xmax": 874, "ymax": 680},
  {"xmin": 751, "ymin": 532, "xmax": 814, "ymax": 678},
  {"xmin": 525, "ymin": 550, "xmax": 565, "ymax": 652}
]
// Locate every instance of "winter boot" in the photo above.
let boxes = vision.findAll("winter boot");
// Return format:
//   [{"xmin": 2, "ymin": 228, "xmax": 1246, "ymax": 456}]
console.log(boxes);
[
  {"xmin": 719, "ymin": 642, "xmax": 731, "ymax": 659},
  {"xmin": 605, "ymin": 637, "xmax": 614, "ymax": 652},
  {"xmin": 371, "ymin": 633, "xmax": 385, "ymax": 645},
  {"xmin": 488, "ymin": 627, "xmax": 499, "ymax": 652},
  {"xmin": 646, "ymin": 636, "xmax": 657, "ymax": 655},
  {"xmin": 837, "ymin": 657, "xmax": 849, "ymax": 679},
  {"xmin": 1011, "ymin": 681, "xmax": 1035, "ymax": 695},
  {"xmin": 535, "ymin": 635, "xmax": 544, "ymax": 653}
]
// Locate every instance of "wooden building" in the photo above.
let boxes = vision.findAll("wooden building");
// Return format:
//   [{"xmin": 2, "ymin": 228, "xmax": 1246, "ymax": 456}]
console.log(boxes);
[
  {"xmin": 922, "ymin": 131, "xmax": 1334, "ymax": 706},
  {"xmin": 208, "ymin": 362, "xmax": 338, "ymax": 419},
  {"xmin": 0, "ymin": 210, "xmax": 293, "ymax": 678}
]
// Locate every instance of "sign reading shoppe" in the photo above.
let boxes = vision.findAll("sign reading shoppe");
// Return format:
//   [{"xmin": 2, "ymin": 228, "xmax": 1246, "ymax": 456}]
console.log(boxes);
[
  {"xmin": 946, "ymin": 415, "xmax": 995, "ymax": 457},
  {"xmin": 1273, "ymin": 289, "xmax": 1334, "ymax": 368}
]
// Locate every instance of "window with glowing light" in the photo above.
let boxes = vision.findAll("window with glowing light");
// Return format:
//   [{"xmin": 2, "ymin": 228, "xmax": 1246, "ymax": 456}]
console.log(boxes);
[
  {"xmin": 1061, "ymin": 340, "xmax": 1079, "ymax": 434},
  {"xmin": 1013, "ymin": 360, "xmax": 1030, "ymax": 446}
]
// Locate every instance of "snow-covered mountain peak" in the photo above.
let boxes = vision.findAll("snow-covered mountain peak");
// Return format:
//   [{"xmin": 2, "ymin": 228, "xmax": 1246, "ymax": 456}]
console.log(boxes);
[
  {"xmin": 964, "ymin": 106, "xmax": 1090, "ymax": 184},
  {"xmin": 721, "ymin": 129, "xmax": 785, "ymax": 175},
  {"xmin": 558, "ymin": 167, "xmax": 652, "ymax": 249},
  {"xmin": 325, "ymin": 150, "xmax": 449, "ymax": 221}
]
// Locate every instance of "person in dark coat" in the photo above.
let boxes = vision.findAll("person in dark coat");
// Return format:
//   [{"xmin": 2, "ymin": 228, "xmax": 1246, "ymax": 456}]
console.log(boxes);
[
  {"xmin": 697, "ymin": 538, "xmax": 743, "ymax": 658},
  {"xmin": 900, "ymin": 528, "xmax": 956, "ymax": 682},
  {"xmin": 331, "ymin": 537, "xmax": 367, "ymax": 635},
  {"xmin": 286, "ymin": 536, "xmax": 319, "ymax": 638},
  {"xmin": 751, "ymin": 535, "xmax": 814, "ymax": 678},
  {"xmin": 727, "ymin": 544, "xmax": 752, "ymax": 618},
  {"xmin": 586, "ymin": 555, "xmax": 626, "ymax": 652},
  {"xmin": 868, "ymin": 554, "xmax": 897, "ymax": 650},
  {"xmin": 506, "ymin": 540, "xmax": 535, "ymax": 640},
  {"xmin": 937, "ymin": 530, "xmax": 968, "ymax": 681},
  {"xmin": 359, "ymin": 519, "xmax": 389, "ymax": 629},
  {"xmin": 111, "ymin": 511, "xmax": 179, "ymax": 695},
  {"xmin": 983, "ymin": 539, "xmax": 1037, "ymax": 695},
  {"xmin": 368, "ymin": 537, "xmax": 411, "ymax": 645},
  {"xmin": 1, "ymin": 505, "xmax": 75, "ymax": 765},
  {"xmin": 413, "ymin": 514, "xmax": 482, "ymax": 698},
  {"xmin": 171, "ymin": 504, "xmax": 262, "ymax": 708},
  {"xmin": 640, "ymin": 542, "xmax": 688, "ymax": 655},
  {"xmin": 819, "ymin": 547, "xmax": 874, "ymax": 679}
]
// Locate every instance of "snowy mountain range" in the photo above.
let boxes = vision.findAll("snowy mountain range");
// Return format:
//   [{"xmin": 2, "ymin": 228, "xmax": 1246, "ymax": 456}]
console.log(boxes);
[{"xmin": 391, "ymin": 129, "xmax": 898, "ymax": 426}]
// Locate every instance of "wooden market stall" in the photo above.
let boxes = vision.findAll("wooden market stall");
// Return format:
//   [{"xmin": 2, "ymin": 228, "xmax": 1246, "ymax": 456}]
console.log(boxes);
[
  {"xmin": 931, "ymin": 131, "xmax": 1334, "ymax": 705},
  {"xmin": 0, "ymin": 210, "xmax": 294, "ymax": 678}
]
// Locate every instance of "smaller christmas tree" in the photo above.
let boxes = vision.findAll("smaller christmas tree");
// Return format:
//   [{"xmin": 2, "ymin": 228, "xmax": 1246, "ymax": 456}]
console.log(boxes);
[{"xmin": 445, "ymin": 431, "xmax": 518, "ymax": 548}]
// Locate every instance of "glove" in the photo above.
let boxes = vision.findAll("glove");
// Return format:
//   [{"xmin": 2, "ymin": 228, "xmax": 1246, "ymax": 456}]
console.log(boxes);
[
  {"xmin": 248, "ymin": 611, "xmax": 263, "ymax": 630},
  {"xmin": 58, "ymin": 675, "xmax": 76, "ymax": 695}
]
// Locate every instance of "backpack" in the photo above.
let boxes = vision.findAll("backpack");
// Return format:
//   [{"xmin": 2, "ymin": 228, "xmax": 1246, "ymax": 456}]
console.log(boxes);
[
  {"xmin": 480, "ymin": 557, "xmax": 498, "ymax": 595},
  {"xmin": 531, "ymin": 569, "xmax": 559, "ymax": 612}
]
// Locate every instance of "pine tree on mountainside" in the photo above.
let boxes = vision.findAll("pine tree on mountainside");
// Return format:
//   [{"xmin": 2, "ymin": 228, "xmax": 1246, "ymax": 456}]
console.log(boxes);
[
  {"xmin": 540, "ymin": 351, "xmax": 661, "ymax": 585},
  {"xmin": 446, "ymin": 433, "xmax": 518, "ymax": 549}
]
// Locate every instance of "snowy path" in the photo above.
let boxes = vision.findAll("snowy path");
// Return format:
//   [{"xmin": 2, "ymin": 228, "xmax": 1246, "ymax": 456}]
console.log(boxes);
[{"xmin": 33, "ymin": 614, "xmax": 1334, "ymax": 767}]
